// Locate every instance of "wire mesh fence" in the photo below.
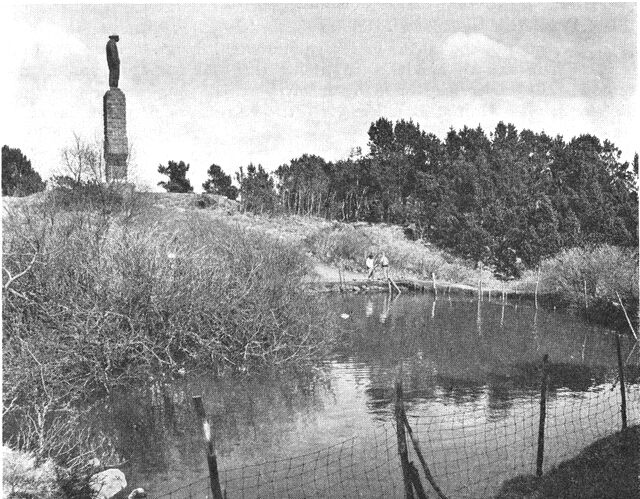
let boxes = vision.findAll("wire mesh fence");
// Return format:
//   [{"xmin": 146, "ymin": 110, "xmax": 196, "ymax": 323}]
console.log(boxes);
[{"xmin": 152, "ymin": 355, "xmax": 639, "ymax": 499}]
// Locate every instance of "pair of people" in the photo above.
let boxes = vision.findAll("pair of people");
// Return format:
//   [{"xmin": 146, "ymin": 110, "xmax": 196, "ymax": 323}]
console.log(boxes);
[{"xmin": 366, "ymin": 252, "xmax": 389, "ymax": 280}]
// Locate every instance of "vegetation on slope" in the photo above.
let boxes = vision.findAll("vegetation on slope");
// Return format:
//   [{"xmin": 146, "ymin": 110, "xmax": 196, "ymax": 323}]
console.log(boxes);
[
  {"xmin": 237, "ymin": 119, "xmax": 638, "ymax": 278},
  {"xmin": 2, "ymin": 185, "xmax": 336, "ymax": 492}
]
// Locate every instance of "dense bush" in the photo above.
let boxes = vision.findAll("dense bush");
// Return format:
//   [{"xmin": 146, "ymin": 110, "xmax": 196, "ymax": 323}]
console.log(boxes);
[
  {"xmin": 2, "ymin": 145, "xmax": 46, "ymax": 197},
  {"xmin": 2, "ymin": 187, "xmax": 335, "ymax": 488},
  {"xmin": 536, "ymin": 245, "xmax": 639, "ymax": 312}
]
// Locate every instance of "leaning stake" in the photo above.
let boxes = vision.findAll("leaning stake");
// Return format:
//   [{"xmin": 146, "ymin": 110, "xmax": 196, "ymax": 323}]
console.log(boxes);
[
  {"xmin": 394, "ymin": 380, "xmax": 415, "ymax": 499},
  {"xmin": 400, "ymin": 408, "xmax": 449, "ymax": 499},
  {"xmin": 615, "ymin": 291, "xmax": 638, "ymax": 341}
]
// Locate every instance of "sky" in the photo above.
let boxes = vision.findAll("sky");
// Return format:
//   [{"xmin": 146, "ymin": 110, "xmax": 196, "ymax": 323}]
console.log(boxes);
[{"xmin": 1, "ymin": 3, "xmax": 637, "ymax": 191}]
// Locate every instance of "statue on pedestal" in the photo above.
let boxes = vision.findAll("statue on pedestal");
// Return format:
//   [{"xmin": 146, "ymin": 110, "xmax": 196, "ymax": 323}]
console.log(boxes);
[
  {"xmin": 103, "ymin": 34, "xmax": 127, "ymax": 181},
  {"xmin": 106, "ymin": 35, "xmax": 120, "ymax": 88}
]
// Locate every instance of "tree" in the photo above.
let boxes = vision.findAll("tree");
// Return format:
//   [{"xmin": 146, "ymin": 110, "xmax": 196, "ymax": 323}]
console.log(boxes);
[
  {"xmin": 275, "ymin": 154, "xmax": 330, "ymax": 216},
  {"xmin": 59, "ymin": 133, "xmax": 104, "ymax": 185},
  {"xmin": 235, "ymin": 163, "xmax": 276, "ymax": 213},
  {"xmin": 157, "ymin": 160, "xmax": 193, "ymax": 193},
  {"xmin": 202, "ymin": 163, "xmax": 237, "ymax": 200},
  {"xmin": 2, "ymin": 146, "xmax": 45, "ymax": 196}
]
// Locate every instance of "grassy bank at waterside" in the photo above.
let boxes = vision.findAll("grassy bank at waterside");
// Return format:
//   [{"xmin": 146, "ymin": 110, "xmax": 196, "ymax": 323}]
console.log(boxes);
[{"xmin": 495, "ymin": 425, "xmax": 639, "ymax": 499}]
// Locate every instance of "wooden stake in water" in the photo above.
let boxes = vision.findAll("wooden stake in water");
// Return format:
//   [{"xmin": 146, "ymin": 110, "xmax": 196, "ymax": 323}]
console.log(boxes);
[
  {"xmin": 615, "ymin": 334, "xmax": 628, "ymax": 430},
  {"xmin": 583, "ymin": 279, "xmax": 589, "ymax": 310},
  {"xmin": 395, "ymin": 380, "xmax": 415, "ymax": 499},
  {"xmin": 192, "ymin": 396, "xmax": 224, "ymax": 499},
  {"xmin": 431, "ymin": 272, "xmax": 438, "ymax": 297},
  {"xmin": 536, "ymin": 354, "xmax": 549, "ymax": 477},
  {"xmin": 400, "ymin": 406, "xmax": 450, "ymax": 499},
  {"xmin": 407, "ymin": 462, "xmax": 428, "ymax": 499},
  {"xmin": 534, "ymin": 267, "xmax": 540, "ymax": 310}
]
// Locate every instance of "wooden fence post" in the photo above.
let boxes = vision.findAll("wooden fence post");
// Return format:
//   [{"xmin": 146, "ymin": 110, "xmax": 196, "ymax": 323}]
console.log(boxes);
[
  {"xmin": 583, "ymin": 279, "xmax": 588, "ymax": 311},
  {"xmin": 400, "ymin": 407, "xmax": 449, "ymax": 499},
  {"xmin": 192, "ymin": 396, "xmax": 224, "ymax": 499},
  {"xmin": 407, "ymin": 462, "xmax": 428, "ymax": 499},
  {"xmin": 534, "ymin": 267, "xmax": 540, "ymax": 310},
  {"xmin": 536, "ymin": 354, "xmax": 549, "ymax": 477},
  {"xmin": 615, "ymin": 334, "xmax": 628, "ymax": 430},
  {"xmin": 395, "ymin": 380, "xmax": 415, "ymax": 499}
]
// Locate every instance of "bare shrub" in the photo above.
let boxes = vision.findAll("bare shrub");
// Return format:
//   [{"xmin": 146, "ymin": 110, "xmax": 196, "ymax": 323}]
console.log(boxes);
[{"xmin": 533, "ymin": 245, "xmax": 639, "ymax": 310}]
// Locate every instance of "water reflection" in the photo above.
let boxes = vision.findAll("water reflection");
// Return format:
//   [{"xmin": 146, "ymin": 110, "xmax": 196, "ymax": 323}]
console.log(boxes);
[
  {"xmin": 377, "ymin": 293, "xmax": 401, "ymax": 323},
  {"xmin": 477, "ymin": 298, "xmax": 482, "ymax": 336},
  {"xmin": 90, "ymin": 294, "xmax": 638, "ymax": 496},
  {"xmin": 365, "ymin": 299, "xmax": 374, "ymax": 317}
]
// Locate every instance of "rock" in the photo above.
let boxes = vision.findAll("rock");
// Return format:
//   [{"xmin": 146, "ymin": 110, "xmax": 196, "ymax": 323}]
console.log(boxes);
[
  {"xmin": 128, "ymin": 487, "xmax": 148, "ymax": 498},
  {"xmin": 89, "ymin": 468, "xmax": 127, "ymax": 499},
  {"xmin": 3, "ymin": 445, "xmax": 59, "ymax": 497}
]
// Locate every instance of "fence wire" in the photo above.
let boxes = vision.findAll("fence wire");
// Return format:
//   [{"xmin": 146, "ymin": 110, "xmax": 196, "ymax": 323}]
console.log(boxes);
[{"xmin": 153, "ymin": 373, "xmax": 639, "ymax": 499}]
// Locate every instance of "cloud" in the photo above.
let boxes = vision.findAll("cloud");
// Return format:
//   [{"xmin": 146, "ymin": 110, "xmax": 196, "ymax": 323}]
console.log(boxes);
[
  {"xmin": 2, "ymin": 20, "xmax": 88, "ymax": 77},
  {"xmin": 441, "ymin": 32, "xmax": 534, "ymax": 69}
]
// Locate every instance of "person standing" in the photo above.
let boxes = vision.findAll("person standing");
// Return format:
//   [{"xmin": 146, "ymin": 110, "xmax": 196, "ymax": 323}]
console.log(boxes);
[
  {"xmin": 106, "ymin": 35, "xmax": 120, "ymax": 87},
  {"xmin": 366, "ymin": 254, "xmax": 375, "ymax": 280},
  {"xmin": 379, "ymin": 251, "xmax": 390, "ymax": 280}
]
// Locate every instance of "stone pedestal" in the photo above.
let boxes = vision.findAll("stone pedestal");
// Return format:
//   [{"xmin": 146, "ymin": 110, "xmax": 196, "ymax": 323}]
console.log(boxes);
[{"xmin": 103, "ymin": 88, "xmax": 128, "ymax": 182}]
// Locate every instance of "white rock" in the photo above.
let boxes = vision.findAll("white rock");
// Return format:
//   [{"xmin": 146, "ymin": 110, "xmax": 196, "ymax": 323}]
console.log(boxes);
[
  {"xmin": 89, "ymin": 468, "xmax": 127, "ymax": 499},
  {"xmin": 128, "ymin": 487, "xmax": 148, "ymax": 498}
]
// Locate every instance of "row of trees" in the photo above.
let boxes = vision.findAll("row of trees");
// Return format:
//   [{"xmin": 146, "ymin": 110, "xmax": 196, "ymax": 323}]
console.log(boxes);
[
  {"xmin": 234, "ymin": 119, "xmax": 638, "ymax": 276},
  {"xmin": 5, "ymin": 118, "xmax": 637, "ymax": 277}
]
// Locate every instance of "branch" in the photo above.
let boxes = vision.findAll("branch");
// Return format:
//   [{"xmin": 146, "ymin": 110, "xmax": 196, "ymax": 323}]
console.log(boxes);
[{"xmin": 3, "ymin": 244, "xmax": 38, "ymax": 291}]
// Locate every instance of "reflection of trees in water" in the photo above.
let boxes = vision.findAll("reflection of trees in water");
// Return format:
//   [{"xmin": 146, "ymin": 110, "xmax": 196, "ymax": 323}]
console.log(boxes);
[{"xmin": 90, "ymin": 367, "xmax": 332, "ymax": 476}]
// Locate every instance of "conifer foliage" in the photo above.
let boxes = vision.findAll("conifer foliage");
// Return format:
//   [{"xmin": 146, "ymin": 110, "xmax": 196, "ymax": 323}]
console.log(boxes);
[{"xmin": 235, "ymin": 119, "xmax": 638, "ymax": 277}]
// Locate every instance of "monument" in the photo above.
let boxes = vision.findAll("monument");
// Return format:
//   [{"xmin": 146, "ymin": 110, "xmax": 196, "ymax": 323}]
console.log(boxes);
[{"xmin": 103, "ymin": 35, "xmax": 128, "ymax": 182}]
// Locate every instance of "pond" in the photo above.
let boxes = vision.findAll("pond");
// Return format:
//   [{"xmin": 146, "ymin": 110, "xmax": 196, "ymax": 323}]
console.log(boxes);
[{"xmin": 98, "ymin": 293, "xmax": 639, "ymax": 498}]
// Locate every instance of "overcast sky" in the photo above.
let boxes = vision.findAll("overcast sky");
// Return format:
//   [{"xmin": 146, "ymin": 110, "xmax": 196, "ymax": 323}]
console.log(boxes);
[{"xmin": 1, "ymin": 3, "xmax": 637, "ymax": 191}]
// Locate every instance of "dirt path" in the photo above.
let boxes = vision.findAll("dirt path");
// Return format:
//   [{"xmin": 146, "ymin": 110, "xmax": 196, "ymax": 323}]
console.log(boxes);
[{"xmin": 306, "ymin": 260, "xmax": 367, "ymax": 282}]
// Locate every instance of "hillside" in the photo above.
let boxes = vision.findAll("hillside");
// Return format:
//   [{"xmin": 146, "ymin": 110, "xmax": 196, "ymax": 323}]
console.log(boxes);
[{"xmin": 3, "ymin": 190, "xmax": 638, "ymax": 313}]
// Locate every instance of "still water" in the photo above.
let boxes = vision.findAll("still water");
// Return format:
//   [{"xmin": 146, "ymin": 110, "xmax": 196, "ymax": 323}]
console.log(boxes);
[{"xmin": 99, "ymin": 294, "xmax": 639, "ymax": 498}]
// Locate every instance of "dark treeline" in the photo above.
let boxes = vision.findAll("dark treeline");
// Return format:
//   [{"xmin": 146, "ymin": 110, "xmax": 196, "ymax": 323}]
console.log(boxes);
[{"xmin": 237, "ymin": 118, "xmax": 638, "ymax": 277}]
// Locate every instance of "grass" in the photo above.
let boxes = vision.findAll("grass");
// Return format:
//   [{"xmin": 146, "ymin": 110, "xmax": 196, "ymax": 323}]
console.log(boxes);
[
  {"xmin": 302, "ymin": 220, "xmax": 500, "ymax": 286},
  {"xmin": 495, "ymin": 425, "xmax": 639, "ymax": 499}
]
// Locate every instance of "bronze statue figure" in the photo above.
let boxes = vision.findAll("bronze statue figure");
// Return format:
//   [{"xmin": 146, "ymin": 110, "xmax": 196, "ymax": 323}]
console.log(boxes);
[{"xmin": 106, "ymin": 35, "xmax": 120, "ymax": 87}]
